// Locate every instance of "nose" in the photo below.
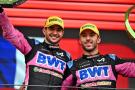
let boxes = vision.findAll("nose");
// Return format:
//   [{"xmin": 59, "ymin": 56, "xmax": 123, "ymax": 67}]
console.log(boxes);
[
  {"xmin": 52, "ymin": 29, "xmax": 58, "ymax": 34},
  {"xmin": 86, "ymin": 35, "xmax": 91, "ymax": 40}
]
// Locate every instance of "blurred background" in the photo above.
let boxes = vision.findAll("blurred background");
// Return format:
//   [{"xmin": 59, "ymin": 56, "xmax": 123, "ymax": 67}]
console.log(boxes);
[{"xmin": 0, "ymin": 0, "xmax": 135, "ymax": 89}]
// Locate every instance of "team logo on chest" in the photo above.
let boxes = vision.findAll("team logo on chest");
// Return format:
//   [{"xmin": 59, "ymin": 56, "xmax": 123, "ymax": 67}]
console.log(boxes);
[
  {"xmin": 78, "ymin": 65, "xmax": 109, "ymax": 81},
  {"xmin": 36, "ymin": 51, "xmax": 66, "ymax": 73}
]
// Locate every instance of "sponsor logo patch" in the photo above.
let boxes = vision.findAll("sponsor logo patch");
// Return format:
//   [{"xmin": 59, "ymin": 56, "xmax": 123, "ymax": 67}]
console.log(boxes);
[
  {"xmin": 36, "ymin": 51, "xmax": 66, "ymax": 72},
  {"xmin": 79, "ymin": 65, "xmax": 109, "ymax": 80}
]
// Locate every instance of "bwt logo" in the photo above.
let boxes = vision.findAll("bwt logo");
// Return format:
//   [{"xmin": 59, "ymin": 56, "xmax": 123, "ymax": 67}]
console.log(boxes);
[
  {"xmin": 79, "ymin": 66, "xmax": 109, "ymax": 80},
  {"xmin": 37, "ymin": 52, "xmax": 66, "ymax": 71}
]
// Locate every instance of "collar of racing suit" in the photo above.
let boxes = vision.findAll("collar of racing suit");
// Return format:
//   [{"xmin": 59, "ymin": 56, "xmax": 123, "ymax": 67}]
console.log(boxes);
[
  {"xmin": 82, "ymin": 53, "xmax": 100, "ymax": 59},
  {"xmin": 42, "ymin": 41, "xmax": 60, "ymax": 50}
]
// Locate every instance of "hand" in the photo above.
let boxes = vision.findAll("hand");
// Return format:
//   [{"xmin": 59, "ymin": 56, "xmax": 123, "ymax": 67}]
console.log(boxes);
[{"xmin": 0, "ymin": 5, "xmax": 3, "ymax": 13}]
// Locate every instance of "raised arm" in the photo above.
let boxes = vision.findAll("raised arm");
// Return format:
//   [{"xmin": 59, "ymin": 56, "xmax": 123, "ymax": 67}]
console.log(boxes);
[{"xmin": 0, "ymin": 7, "xmax": 32, "ymax": 55}]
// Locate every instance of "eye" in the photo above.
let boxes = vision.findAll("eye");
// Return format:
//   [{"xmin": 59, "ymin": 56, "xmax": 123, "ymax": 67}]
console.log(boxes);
[
  {"xmin": 84, "ymin": 31, "xmax": 95, "ymax": 37},
  {"xmin": 89, "ymin": 33, "xmax": 95, "ymax": 37},
  {"xmin": 48, "ymin": 26, "xmax": 63, "ymax": 32},
  {"xmin": 48, "ymin": 26, "xmax": 55, "ymax": 30},
  {"xmin": 81, "ymin": 33, "xmax": 87, "ymax": 37},
  {"xmin": 57, "ymin": 27, "xmax": 63, "ymax": 32}
]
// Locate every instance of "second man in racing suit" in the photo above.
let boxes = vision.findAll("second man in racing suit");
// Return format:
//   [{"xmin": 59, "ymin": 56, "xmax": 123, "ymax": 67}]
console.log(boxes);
[{"xmin": 62, "ymin": 23, "xmax": 135, "ymax": 90}]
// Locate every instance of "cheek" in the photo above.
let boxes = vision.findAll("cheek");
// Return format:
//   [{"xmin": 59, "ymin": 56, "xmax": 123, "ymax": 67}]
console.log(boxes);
[
  {"xmin": 59, "ymin": 32, "xmax": 64, "ymax": 37},
  {"xmin": 79, "ymin": 39, "xmax": 84, "ymax": 45}
]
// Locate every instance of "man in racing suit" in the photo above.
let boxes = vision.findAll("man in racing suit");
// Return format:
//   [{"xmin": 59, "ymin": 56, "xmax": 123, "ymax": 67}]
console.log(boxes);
[
  {"xmin": 0, "ymin": 7, "xmax": 71, "ymax": 90},
  {"xmin": 62, "ymin": 23, "xmax": 135, "ymax": 90}
]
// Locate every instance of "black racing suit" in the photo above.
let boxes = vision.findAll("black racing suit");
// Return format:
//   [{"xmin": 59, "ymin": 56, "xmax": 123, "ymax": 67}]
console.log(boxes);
[
  {"xmin": 25, "ymin": 40, "xmax": 72, "ymax": 90},
  {"xmin": 62, "ymin": 54, "xmax": 135, "ymax": 90}
]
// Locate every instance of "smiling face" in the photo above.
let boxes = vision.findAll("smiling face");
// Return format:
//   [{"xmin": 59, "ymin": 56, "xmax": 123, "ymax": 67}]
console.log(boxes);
[
  {"xmin": 43, "ymin": 25, "xmax": 64, "ymax": 44},
  {"xmin": 79, "ymin": 29, "xmax": 101, "ymax": 54}
]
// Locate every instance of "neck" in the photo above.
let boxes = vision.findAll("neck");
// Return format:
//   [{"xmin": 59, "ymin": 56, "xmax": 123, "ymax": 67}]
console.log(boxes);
[{"xmin": 44, "ymin": 37, "xmax": 59, "ymax": 46}]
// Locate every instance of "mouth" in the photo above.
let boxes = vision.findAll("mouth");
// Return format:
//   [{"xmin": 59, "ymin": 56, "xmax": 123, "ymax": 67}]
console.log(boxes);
[
  {"xmin": 50, "ymin": 34, "xmax": 59, "ymax": 38},
  {"xmin": 51, "ymin": 36, "xmax": 58, "ymax": 40},
  {"xmin": 50, "ymin": 35, "xmax": 60, "ymax": 40},
  {"xmin": 85, "ymin": 42, "xmax": 92, "ymax": 47}
]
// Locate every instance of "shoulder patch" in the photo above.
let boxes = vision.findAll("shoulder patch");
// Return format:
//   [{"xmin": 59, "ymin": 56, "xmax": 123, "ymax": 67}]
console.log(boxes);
[
  {"xmin": 65, "ymin": 51, "xmax": 71, "ymax": 60},
  {"xmin": 34, "ymin": 39, "xmax": 41, "ymax": 45},
  {"xmin": 67, "ymin": 61, "xmax": 73, "ymax": 69},
  {"xmin": 108, "ymin": 54, "xmax": 116, "ymax": 61}
]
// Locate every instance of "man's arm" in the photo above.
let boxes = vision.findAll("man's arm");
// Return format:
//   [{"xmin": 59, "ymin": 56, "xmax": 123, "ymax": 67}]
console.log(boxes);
[
  {"xmin": 115, "ymin": 59, "xmax": 135, "ymax": 77},
  {"xmin": 61, "ymin": 74, "xmax": 74, "ymax": 90},
  {"xmin": 61, "ymin": 60, "xmax": 78, "ymax": 90},
  {"xmin": 0, "ymin": 6, "xmax": 32, "ymax": 55},
  {"xmin": 108, "ymin": 54, "xmax": 135, "ymax": 77}
]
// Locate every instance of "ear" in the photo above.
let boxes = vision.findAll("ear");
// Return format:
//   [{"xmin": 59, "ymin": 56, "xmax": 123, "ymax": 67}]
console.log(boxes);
[
  {"xmin": 97, "ymin": 36, "xmax": 101, "ymax": 44},
  {"xmin": 62, "ymin": 30, "xmax": 64, "ymax": 36},
  {"xmin": 42, "ymin": 28, "xmax": 46, "ymax": 35}
]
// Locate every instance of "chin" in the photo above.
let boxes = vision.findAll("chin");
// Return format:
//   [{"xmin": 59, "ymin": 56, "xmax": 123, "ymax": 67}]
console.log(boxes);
[
  {"xmin": 51, "ymin": 39, "xmax": 61, "ymax": 44},
  {"xmin": 85, "ymin": 47, "xmax": 94, "ymax": 51},
  {"xmin": 51, "ymin": 41, "xmax": 59, "ymax": 44}
]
